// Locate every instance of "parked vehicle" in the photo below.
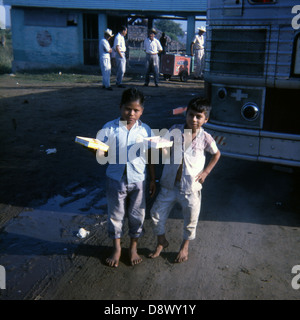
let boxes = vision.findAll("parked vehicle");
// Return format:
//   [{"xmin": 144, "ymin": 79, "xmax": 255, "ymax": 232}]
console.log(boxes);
[{"xmin": 204, "ymin": 0, "xmax": 300, "ymax": 167}]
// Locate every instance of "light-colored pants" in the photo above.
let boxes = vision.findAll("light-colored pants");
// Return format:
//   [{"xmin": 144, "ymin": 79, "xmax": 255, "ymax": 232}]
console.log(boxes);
[
  {"xmin": 100, "ymin": 57, "xmax": 111, "ymax": 88},
  {"xmin": 194, "ymin": 49, "xmax": 205, "ymax": 78},
  {"xmin": 106, "ymin": 176, "xmax": 146, "ymax": 239},
  {"xmin": 150, "ymin": 184, "xmax": 202, "ymax": 240},
  {"xmin": 115, "ymin": 53, "xmax": 126, "ymax": 85},
  {"xmin": 145, "ymin": 53, "xmax": 160, "ymax": 85}
]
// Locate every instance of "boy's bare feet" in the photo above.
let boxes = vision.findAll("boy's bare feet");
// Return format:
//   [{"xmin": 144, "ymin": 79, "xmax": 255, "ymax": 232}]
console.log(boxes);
[
  {"xmin": 130, "ymin": 250, "xmax": 143, "ymax": 265},
  {"xmin": 106, "ymin": 239, "xmax": 121, "ymax": 268},
  {"xmin": 106, "ymin": 249, "xmax": 121, "ymax": 267},
  {"xmin": 149, "ymin": 234, "xmax": 169, "ymax": 258},
  {"xmin": 130, "ymin": 238, "xmax": 143, "ymax": 266},
  {"xmin": 175, "ymin": 240, "xmax": 189, "ymax": 263}
]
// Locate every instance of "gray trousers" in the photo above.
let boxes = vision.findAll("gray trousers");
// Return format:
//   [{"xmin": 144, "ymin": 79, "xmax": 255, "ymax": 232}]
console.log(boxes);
[
  {"xmin": 151, "ymin": 184, "xmax": 202, "ymax": 240},
  {"xmin": 194, "ymin": 49, "xmax": 205, "ymax": 77},
  {"xmin": 115, "ymin": 53, "xmax": 126, "ymax": 85},
  {"xmin": 145, "ymin": 54, "xmax": 160, "ymax": 85},
  {"xmin": 100, "ymin": 57, "xmax": 111, "ymax": 88},
  {"xmin": 106, "ymin": 176, "xmax": 146, "ymax": 239}
]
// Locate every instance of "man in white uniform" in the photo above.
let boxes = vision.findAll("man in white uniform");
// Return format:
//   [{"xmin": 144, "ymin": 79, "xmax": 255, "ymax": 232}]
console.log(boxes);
[
  {"xmin": 113, "ymin": 25, "xmax": 127, "ymax": 88},
  {"xmin": 191, "ymin": 26, "xmax": 206, "ymax": 80},
  {"xmin": 143, "ymin": 28, "xmax": 163, "ymax": 87},
  {"xmin": 99, "ymin": 29, "xmax": 113, "ymax": 90}
]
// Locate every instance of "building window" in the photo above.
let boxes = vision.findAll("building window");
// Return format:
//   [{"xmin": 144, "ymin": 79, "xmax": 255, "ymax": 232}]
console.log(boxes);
[
  {"xmin": 67, "ymin": 14, "xmax": 78, "ymax": 26},
  {"xmin": 24, "ymin": 10, "xmax": 77, "ymax": 27}
]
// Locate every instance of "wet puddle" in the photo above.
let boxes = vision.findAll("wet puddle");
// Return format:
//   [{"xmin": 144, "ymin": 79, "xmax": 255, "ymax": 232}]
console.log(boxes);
[
  {"xmin": 0, "ymin": 183, "xmax": 108, "ymax": 299},
  {"xmin": 37, "ymin": 184, "xmax": 107, "ymax": 215}
]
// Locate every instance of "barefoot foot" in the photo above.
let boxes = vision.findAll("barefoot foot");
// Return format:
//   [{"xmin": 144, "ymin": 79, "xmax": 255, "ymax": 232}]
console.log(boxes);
[
  {"xmin": 130, "ymin": 238, "xmax": 143, "ymax": 266},
  {"xmin": 175, "ymin": 240, "xmax": 189, "ymax": 263},
  {"xmin": 106, "ymin": 249, "xmax": 121, "ymax": 267},
  {"xmin": 149, "ymin": 235, "xmax": 169, "ymax": 259},
  {"xmin": 106, "ymin": 239, "xmax": 121, "ymax": 267},
  {"xmin": 175, "ymin": 248, "xmax": 188, "ymax": 263},
  {"xmin": 130, "ymin": 250, "xmax": 143, "ymax": 266}
]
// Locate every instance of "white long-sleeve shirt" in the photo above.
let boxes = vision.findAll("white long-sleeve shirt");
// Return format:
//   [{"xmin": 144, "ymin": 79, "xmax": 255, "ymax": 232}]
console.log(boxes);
[
  {"xmin": 144, "ymin": 37, "xmax": 162, "ymax": 54},
  {"xmin": 99, "ymin": 38, "xmax": 111, "ymax": 59},
  {"xmin": 114, "ymin": 33, "xmax": 126, "ymax": 52}
]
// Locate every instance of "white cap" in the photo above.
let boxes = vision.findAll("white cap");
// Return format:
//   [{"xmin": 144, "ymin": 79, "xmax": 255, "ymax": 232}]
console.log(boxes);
[
  {"xmin": 197, "ymin": 26, "xmax": 206, "ymax": 32},
  {"xmin": 104, "ymin": 29, "xmax": 114, "ymax": 37}
]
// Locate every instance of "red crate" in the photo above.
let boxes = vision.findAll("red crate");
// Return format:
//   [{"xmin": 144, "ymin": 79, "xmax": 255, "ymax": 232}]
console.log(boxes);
[{"xmin": 161, "ymin": 54, "xmax": 191, "ymax": 81}]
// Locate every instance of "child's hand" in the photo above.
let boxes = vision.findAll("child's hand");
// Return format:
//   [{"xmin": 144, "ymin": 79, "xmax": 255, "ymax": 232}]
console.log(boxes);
[
  {"xmin": 96, "ymin": 149, "xmax": 108, "ymax": 157},
  {"xmin": 161, "ymin": 147, "xmax": 171, "ymax": 164},
  {"xmin": 149, "ymin": 180, "xmax": 156, "ymax": 198},
  {"xmin": 195, "ymin": 151, "xmax": 221, "ymax": 184},
  {"xmin": 195, "ymin": 171, "xmax": 209, "ymax": 184},
  {"xmin": 162, "ymin": 147, "xmax": 170, "ymax": 156}
]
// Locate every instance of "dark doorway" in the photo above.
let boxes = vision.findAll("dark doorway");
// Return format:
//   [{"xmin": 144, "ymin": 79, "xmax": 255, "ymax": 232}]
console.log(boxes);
[{"xmin": 83, "ymin": 13, "xmax": 99, "ymax": 65}]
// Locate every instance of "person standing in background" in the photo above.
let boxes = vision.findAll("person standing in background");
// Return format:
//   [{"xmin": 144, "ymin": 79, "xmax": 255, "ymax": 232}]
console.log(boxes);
[
  {"xmin": 191, "ymin": 26, "xmax": 206, "ymax": 80},
  {"xmin": 99, "ymin": 29, "xmax": 113, "ymax": 91},
  {"xmin": 143, "ymin": 28, "xmax": 163, "ymax": 87},
  {"xmin": 159, "ymin": 32, "xmax": 167, "ymax": 70},
  {"xmin": 159, "ymin": 32, "xmax": 167, "ymax": 55},
  {"xmin": 114, "ymin": 25, "xmax": 127, "ymax": 88}
]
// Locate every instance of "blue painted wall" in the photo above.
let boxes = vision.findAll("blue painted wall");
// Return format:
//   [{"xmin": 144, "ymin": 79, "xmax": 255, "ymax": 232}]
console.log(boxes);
[
  {"xmin": 10, "ymin": 7, "xmax": 84, "ymax": 71},
  {"xmin": 4, "ymin": 0, "xmax": 206, "ymax": 14}
]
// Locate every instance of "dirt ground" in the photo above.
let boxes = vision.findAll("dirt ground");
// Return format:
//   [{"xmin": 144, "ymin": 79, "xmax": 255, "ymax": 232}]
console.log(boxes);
[{"xmin": 0, "ymin": 71, "xmax": 299, "ymax": 302}]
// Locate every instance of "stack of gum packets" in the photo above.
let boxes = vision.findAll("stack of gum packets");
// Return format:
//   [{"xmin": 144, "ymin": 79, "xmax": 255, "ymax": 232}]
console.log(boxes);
[{"xmin": 75, "ymin": 136, "xmax": 109, "ymax": 151}]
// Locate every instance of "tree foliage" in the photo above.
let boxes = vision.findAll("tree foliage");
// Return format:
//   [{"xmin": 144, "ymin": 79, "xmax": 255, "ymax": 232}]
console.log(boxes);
[{"xmin": 154, "ymin": 19, "xmax": 184, "ymax": 41}]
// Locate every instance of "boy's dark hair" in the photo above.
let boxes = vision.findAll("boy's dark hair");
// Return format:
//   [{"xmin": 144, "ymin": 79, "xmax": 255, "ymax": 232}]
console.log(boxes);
[
  {"xmin": 187, "ymin": 96, "xmax": 211, "ymax": 119},
  {"xmin": 120, "ymin": 88, "xmax": 145, "ymax": 107}
]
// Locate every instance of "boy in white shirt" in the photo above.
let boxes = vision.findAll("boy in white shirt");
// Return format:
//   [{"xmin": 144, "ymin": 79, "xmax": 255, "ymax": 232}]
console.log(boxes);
[
  {"xmin": 96, "ymin": 88, "xmax": 156, "ymax": 267},
  {"xmin": 149, "ymin": 97, "xmax": 221, "ymax": 263}
]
